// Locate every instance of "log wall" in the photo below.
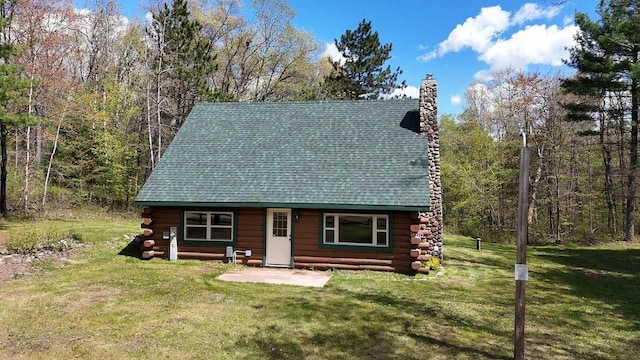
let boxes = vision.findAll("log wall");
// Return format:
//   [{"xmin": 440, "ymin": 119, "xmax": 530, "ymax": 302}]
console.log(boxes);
[
  {"xmin": 291, "ymin": 209, "xmax": 414, "ymax": 273},
  {"xmin": 140, "ymin": 207, "xmax": 417, "ymax": 273},
  {"xmin": 140, "ymin": 206, "xmax": 265, "ymax": 266}
]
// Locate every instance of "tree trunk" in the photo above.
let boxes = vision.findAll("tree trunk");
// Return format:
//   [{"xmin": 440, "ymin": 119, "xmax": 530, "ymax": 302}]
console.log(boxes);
[
  {"xmin": 156, "ymin": 50, "xmax": 163, "ymax": 165},
  {"xmin": 42, "ymin": 114, "xmax": 64, "ymax": 208},
  {"xmin": 1, "ymin": 123, "xmax": 7, "ymax": 217},
  {"xmin": 624, "ymin": 77, "xmax": 638, "ymax": 241},
  {"xmin": 156, "ymin": 79, "xmax": 162, "ymax": 164},
  {"xmin": 23, "ymin": 125, "xmax": 30, "ymax": 211},
  {"xmin": 555, "ymin": 166, "xmax": 561, "ymax": 241},
  {"xmin": 527, "ymin": 147, "xmax": 543, "ymax": 225},
  {"xmin": 23, "ymin": 75, "xmax": 35, "ymax": 211},
  {"xmin": 600, "ymin": 112, "xmax": 616, "ymax": 233},
  {"xmin": 13, "ymin": 128, "xmax": 17, "ymax": 168},
  {"xmin": 34, "ymin": 126, "xmax": 42, "ymax": 165},
  {"xmin": 146, "ymin": 65, "xmax": 155, "ymax": 170}
]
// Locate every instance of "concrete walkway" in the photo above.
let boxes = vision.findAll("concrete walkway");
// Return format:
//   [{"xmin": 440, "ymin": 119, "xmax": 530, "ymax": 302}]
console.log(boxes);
[{"xmin": 216, "ymin": 267, "xmax": 332, "ymax": 288}]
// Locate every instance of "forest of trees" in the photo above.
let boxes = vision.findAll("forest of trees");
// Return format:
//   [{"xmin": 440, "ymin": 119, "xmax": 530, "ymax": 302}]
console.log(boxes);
[
  {"xmin": 441, "ymin": 70, "xmax": 599, "ymax": 244},
  {"xmin": 0, "ymin": 0, "xmax": 637, "ymax": 243},
  {"xmin": 0, "ymin": 0, "xmax": 327, "ymax": 214},
  {"xmin": 0, "ymin": 0, "xmax": 406, "ymax": 216},
  {"xmin": 442, "ymin": 1, "xmax": 640, "ymax": 243}
]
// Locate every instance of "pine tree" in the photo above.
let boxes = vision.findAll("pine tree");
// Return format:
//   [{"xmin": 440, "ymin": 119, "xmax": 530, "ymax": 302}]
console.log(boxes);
[
  {"xmin": 323, "ymin": 19, "xmax": 404, "ymax": 100},
  {"xmin": 562, "ymin": 0, "xmax": 640, "ymax": 240},
  {"xmin": 0, "ymin": 0, "xmax": 33, "ymax": 216},
  {"xmin": 150, "ymin": 0, "xmax": 216, "ymax": 126},
  {"xmin": 146, "ymin": 0, "xmax": 217, "ymax": 164}
]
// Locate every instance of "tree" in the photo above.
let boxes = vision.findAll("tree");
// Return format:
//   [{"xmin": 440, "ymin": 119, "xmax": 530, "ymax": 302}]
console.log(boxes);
[
  {"xmin": 323, "ymin": 19, "xmax": 404, "ymax": 100},
  {"xmin": 244, "ymin": 0, "xmax": 319, "ymax": 101},
  {"xmin": 11, "ymin": 0, "xmax": 77, "ymax": 210},
  {"xmin": 195, "ymin": 0, "xmax": 320, "ymax": 101},
  {"xmin": 562, "ymin": 0, "xmax": 640, "ymax": 241},
  {"xmin": 0, "ymin": 0, "xmax": 35, "ymax": 216},
  {"xmin": 147, "ymin": 0, "xmax": 217, "ymax": 164},
  {"xmin": 440, "ymin": 114, "xmax": 504, "ymax": 238},
  {"xmin": 90, "ymin": 81, "xmax": 140, "ymax": 208},
  {"xmin": 460, "ymin": 69, "xmax": 603, "ymax": 243}
]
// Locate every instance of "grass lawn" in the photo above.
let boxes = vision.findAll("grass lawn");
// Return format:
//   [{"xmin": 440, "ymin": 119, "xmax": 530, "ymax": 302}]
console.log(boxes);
[{"xmin": 0, "ymin": 215, "xmax": 639, "ymax": 359}]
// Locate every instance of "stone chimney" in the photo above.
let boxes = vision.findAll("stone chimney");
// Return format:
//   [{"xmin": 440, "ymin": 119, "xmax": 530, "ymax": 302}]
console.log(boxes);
[{"xmin": 419, "ymin": 74, "xmax": 443, "ymax": 262}]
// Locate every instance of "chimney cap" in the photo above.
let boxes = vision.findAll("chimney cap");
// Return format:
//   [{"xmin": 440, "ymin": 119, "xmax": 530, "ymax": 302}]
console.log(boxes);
[{"xmin": 425, "ymin": 73, "xmax": 434, "ymax": 80}]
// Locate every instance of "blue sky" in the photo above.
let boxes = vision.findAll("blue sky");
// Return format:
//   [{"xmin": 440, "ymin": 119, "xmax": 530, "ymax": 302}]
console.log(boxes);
[{"xmin": 106, "ymin": 0, "xmax": 598, "ymax": 115}]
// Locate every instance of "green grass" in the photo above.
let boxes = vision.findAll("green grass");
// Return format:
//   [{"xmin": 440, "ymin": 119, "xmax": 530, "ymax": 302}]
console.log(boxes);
[{"xmin": 0, "ymin": 217, "xmax": 639, "ymax": 360}]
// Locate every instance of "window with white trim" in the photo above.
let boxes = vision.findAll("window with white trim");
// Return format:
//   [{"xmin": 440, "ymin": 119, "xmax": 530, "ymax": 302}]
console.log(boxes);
[
  {"xmin": 184, "ymin": 211, "xmax": 233, "ymax": 242},
  {"xmin": 323, "ymin": 213, "xmax": 389, "ymax": 247}
]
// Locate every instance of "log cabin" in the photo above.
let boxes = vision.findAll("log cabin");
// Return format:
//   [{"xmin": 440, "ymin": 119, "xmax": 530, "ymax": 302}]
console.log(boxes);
[{"xmin": 134, "ymin": 74, "xmax": 443, "ymax": 274}]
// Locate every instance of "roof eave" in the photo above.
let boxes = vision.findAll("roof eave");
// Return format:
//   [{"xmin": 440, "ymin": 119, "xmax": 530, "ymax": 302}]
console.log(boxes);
[{"xmin": 134, "ymin": 200, "xmax": 430, "ymax": 212}]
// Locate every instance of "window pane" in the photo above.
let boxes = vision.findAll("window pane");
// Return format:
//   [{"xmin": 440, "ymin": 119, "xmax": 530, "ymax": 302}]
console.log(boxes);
[
  {"xmin": 377, "ymin": 217, "xmax": 387, "ymax": 230},
  {"xmin": 186, "ymin": 213, "xmax": 207, "ymax": 225},
  {"xmin": 376, "ymin": 231, "xmax": 387, "ymax": 246},
  {"xmin": 186, "ymin": 227, "xmax": 207, "ymax": 239},
  {"xmin": 325, "ymin": 230, "xmax": 335, "ymax": 243},
  {"xmin": 325, "ymin": 215, "xmax": 334, "ymax": 228},
  {"xmin": 211, "ymin": 213, "xmax": 232, "ymax": 226},
  {"xmin": 272, "ymin": 212, "xmax": 288, "ymax": 237},
  {"xmin": 339, "ymin": 216, "xmax": 372, "ymax": 244},
  {"xmin": 211, "ymin": 228, "xmax": 232, "ymax": 241}
]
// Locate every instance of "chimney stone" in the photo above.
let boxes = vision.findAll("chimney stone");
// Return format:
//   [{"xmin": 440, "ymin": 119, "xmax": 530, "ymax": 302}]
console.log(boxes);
[{"xmin": 419, "ymin": 74, "xmax": 443, "ymax": 262}]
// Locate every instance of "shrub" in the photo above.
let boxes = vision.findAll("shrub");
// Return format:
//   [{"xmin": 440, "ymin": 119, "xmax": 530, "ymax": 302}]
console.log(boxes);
[
  {"xmin": 6, "ymin": 226, "xmax": 83, "ymax": 255},
  {"xmin": 425, "ymin": 256, "xmax": 440, "ymax": 271}
]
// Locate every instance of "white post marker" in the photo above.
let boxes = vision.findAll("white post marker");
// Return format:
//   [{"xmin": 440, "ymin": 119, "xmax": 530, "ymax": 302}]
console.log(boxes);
[
  {"xmin": 515, "ymin": 264, "xmax": 529, "ymax": 281},
  {"xmin": 169, "ymin": 226, "xmax": 178, "ymax": 261}
]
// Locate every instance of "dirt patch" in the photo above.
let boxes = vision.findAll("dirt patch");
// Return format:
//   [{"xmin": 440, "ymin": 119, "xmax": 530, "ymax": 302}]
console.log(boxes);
[{"xmin": 0, "ymin": 243, "xmax": 83, "ymax": 282}]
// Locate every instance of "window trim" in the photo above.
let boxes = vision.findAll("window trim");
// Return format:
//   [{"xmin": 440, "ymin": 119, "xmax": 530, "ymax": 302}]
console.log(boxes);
[
  {"xmin": 181, "ymin": 210, "xmax": 236, "ymax": 244},
  {"xmin": 320, "ymin": 212, "xmax": 393, "ymax": 251}
]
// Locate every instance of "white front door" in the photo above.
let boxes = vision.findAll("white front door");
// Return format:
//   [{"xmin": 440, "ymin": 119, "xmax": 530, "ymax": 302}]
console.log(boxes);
[{"xmin": 265, "ymin": 208, "xmax": 292, "ymax": 267}]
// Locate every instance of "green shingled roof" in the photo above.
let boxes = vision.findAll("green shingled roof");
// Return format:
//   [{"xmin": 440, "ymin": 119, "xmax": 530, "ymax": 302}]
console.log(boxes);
[{"xmin": 135, "ymin": 100, "xmax": 430, "ymax": 211}]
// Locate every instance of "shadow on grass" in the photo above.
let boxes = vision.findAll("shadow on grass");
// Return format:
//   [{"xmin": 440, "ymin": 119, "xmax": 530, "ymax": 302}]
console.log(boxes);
[
  {"xmin": 235, "ymin": 285, "xmax": 512, "ymax": 359},
  {"xmin": 536, "ymin": 246, "xmax": 640, "ymax": 330},
  {"xmin": 235, "ymin": 294, "xmax": 407, "ymax": 359},
  {"xmin": 405, "ymin": 331, "xmax": 511, "ymax": 360},
  {"xmin": 358, "ymin": 291, "xmax": 512, "ymax": 360},
  {"xmin": 226, "ymin": 238, "xmax": 638, "ymax": 359},
  {"xmin": 117, "ymin": 236, "xmax": 142, "ymax": 259}
]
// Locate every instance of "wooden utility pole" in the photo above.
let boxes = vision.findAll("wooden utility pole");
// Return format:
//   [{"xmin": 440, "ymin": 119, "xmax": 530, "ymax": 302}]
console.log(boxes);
[{"xmin": 514, "ymin": 134, "xmax": 530, "ymax": 360}]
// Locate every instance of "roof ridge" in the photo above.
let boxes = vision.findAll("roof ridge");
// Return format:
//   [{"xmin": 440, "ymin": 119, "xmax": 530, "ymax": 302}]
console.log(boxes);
[{"xmin": 196, "ymin": 99, "xmax": 418, "ymax": 105}]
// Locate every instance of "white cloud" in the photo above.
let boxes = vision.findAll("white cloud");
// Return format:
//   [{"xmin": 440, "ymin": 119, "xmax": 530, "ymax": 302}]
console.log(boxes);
[
  {"xmin": 322, "ymin": 42, "xmax": 346, "ymax": 65},
  {"xmin": 145, "ymin": 11, "xmax": 154, "ymax": 25},
  {"xmin": 513, "ymin": 3, "xmax": 561, "ymax": 24},
  {"xmin": 398, "ymin": 85, "xmax": 419, "ymax": 98},
  {"xmin": 75, "ymin": 7, "xmax": 130, "ymax": 36},
  {"xmin": 473, "ymin": 69, "xmax": 495, "ymax": 82},
  {"xmin": 381, "ymin": 85, "xmax": 419, "ymax": 99},
  {"xmin": 450, "ymin": 94, "xmax": 462, "ymax": 105},
  {"xmin": 476, "ymin": 24, "xmax": 578, "ymax": 78},
  {"xmin": 74, "ymin": 8, "xmax": 92, "ymax": 16},
  {"xmin": 466, "ymin": 82, "xmax": 495, "ymax": 110},
  {"xmin": 418, "ymin": 2, "xmax": 577, "ymax": 81},
  {"xmin": 418, "ymin": 5, "xmax": 510, "ymax": 61}
]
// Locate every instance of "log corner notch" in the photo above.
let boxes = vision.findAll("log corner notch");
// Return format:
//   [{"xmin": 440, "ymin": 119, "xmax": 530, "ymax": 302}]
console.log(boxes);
[
  {"xmin": 140, "ymin": 212, "xmax": 155, "ymax": 259},
  {"xmin": 409, "ymin": 215, "xmax": 433, "ymax": 274}
]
